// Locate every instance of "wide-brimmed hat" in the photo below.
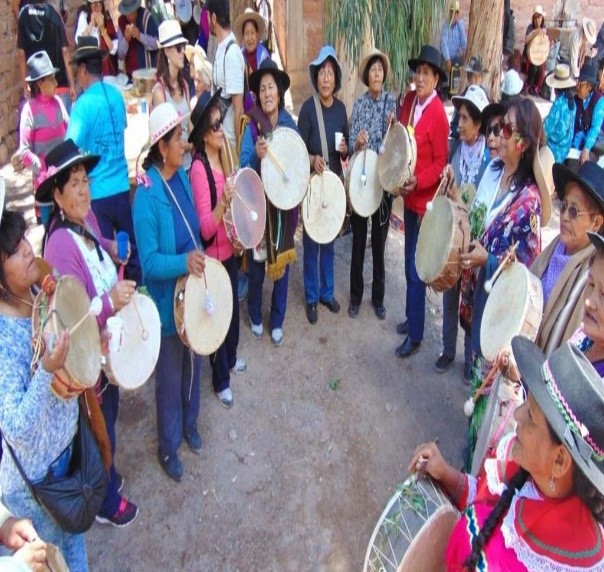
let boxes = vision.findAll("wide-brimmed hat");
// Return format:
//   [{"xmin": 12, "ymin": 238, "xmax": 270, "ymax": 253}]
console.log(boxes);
[
  {"xmin": 249, "ymin": 58, "xmax": 290, "ymax": 94},
  {"xmin": 533, "ymin": 4, "xmax": 545, "ymax": 17},
  {"xmin": 502, "ymin": 70, "xmax": 523, "ymax": 95},
  {"xmin": 233, "ymin": 8, "xmax": 265, "ymax": 44},
  {"xmin": 118, "ymin": 0, "xmax": 139, "ymax": 15},
  {"xmin": 35, "ymin": 139, "xmax": 100, "ymax": 203},
  {"xmin": 309, "ymin": 44, "xmax": 342, "ymax": 93},
  {"xmin": 482, "ymin": 101, "xmax": 506, "ymax": 126},
  {"xmin": 583, "ymin": 17, "xmax": 597, "ymax": 45},
  {"xmin": 185, "ymin": 43, "xmax": 206, "ymax": 63},
  {"xmin": 25, "ymin": 51, "xmax": 59, "ymax": 82},
  {"xmin": 533, "ymin": 145, "xmax": 554, "ymax": 225},
  {"xmin": 578, "ymin": 58, "xmax": 599, "ymax": 85},
  {"xmin": 452, "ymin": 85, "xmax": 490, "ymax": 118},
  {"xmin": 512, "ymin": 336, "xmax": 604, "ymax": 496},
  {"xmin": 188, "ymin": 88, "xmax": 222, "ymax": 144},
  {"xmin": 408, "ymin": 45, "xmax": 447, "ymax": 85},
  {"xmin": 148, "ymin": 102, "xmax": 190, "ymax": 147},
  {"xmin": 360, "ymin": 48, "xmax": 390, "ymax": 87},
  {"xmin": 71, "ymin": 36, "xmax": 104, "ymax": 64},
  {"xmin": 553, "ymin": 161, "xmax": 604, "ymax": 212},
  {"xmin": 465, "ymin": 56, "xmax": 487, "ymax": 75},
  {"xmin": 546, "ymin": 64, "xmax": 576, "ymax": 89},
  {"xmin": 157, "ymin": 19, "xmax": 188, "ymax": 49}
]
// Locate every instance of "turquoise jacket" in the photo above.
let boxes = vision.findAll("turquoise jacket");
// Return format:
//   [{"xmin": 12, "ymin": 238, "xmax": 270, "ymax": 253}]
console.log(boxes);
[{"xmin": 132, "ymin": 165, "xmax": 199, "ymax": 336}]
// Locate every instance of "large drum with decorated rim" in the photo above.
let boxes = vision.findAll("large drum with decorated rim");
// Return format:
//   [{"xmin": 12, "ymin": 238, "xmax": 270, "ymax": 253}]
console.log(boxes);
[
  {"xmin": 528, "ymin": 33, "xmax": 550, "ymax": 66},
  {"xmin": 378, "ymin": 123, "xmax": 417, "ymax": 194},
  {"xmin": 173, "ymin": 257, "xmax": 233, "ymax": 356},
  {"xmin": 260, "ymin": 127, "xmax": 310, "ymax": 210},
  {"xmin": 302, "ymin": 170, "xmax": 347, "ymax": 244},
  {"xmin": 345, "ymin": 148, "xmax": 382, "ymax": 217},
  {"xmin": 364, "ymin": 475, "xmax": 459, "ymax": 571},
  {"xmin": 415, "ymin": 196, "xmax": 469, "ymax": 292}
]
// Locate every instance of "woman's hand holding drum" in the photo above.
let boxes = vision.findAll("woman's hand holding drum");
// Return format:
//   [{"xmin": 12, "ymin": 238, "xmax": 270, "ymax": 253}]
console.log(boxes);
[
  {"xmin": 221, "ymin": 178, "xmax": 235, "ymax": 207},
  {"xmin": 312, "ymin": 155, "xmax": 326, "ymax": 175},
  {"xmin": 255, "ymin": 137, "xmax": 268, "ymax": 160},
  {"xmin": 460, "ymin": 240, "xmax": 488, "ymax": 268},
  {"xmin": 355, "ymin": 129, "xmax": 368, "ymax": 152},
  {"xmin": 109, "ymin": 279, "xmax": 137, "ymax": 311}
]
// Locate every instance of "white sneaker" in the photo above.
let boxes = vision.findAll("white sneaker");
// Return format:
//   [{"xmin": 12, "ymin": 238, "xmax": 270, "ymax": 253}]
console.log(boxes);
[
  {"xmin": 271, "ymin": 328, "xmax": 283, "ymax": 347},
  {"xmin": 216, "ymin": 388, "xmax": 233, "ymax": 408},
  {"xmin": 230, "ymin": 358, "xmax": 247, "ymax": 375},
  {"xmin": 251, "ymin": 322, "xmax": 263, "ymax": 338}
]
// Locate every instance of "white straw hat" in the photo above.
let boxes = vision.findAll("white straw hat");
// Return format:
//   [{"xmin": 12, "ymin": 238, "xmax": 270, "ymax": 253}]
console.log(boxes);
[
  {"xmin": 157, "ymin": 19, "xmax": 188, "ymax": 49},
  {"xmin": 148, "ymin": 102, "xmax": 189, "ymax": 146}
]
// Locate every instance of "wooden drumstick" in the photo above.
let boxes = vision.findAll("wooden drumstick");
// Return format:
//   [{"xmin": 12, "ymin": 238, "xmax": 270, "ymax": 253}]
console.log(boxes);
[
  {"xmin": 379, "ymin": 120, "xmax": 393, "ymax": 155},
  {"xmin": 234, "ymin": 191, "xmax": 259, "ymax": 221},
  {"xmin": 463, "ymin": 362, "xmax": 500, "ymax": 417},
  {"xmin": 131, "ymin": 295, "xmax": 149, "ymax": 341},
  {"xmin": 426, "ymin": 176, "xmax": 449, "ymax": 212},
  {"xmin": 69, "ymin": 297, "xmax": 103, "ymax": 336},
  {"xmin": 266, "ymin": 145, "xmax": 289, "ymax": 183},
  {"xmin": 202, "ymin": 270, "xmax": 216, "ymax": 316},
  {"xmin": 361, "ymin": 148, "xmax": 368, "ymax": 186},
  {"xmin": 484, "ymin": 242, "xmax": 519, "ymax": 293}
]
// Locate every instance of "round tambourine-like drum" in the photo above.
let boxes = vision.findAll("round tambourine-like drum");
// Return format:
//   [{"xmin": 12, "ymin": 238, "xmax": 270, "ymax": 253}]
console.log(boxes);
[
  {"xmin": 480, "ymin": 262, "xmax": 543, "ymax": 362},
  {"xmin": 302, "ymin": 171, "xmax": 347, "ymax": 244},
  {"xmin": 261, "ymin": 127, "xmax": 310, "ymax": 210},
  {"xmin": 104, "ymin": 291, "xmax": 161, "ymax": 391},
  {"xmin": 224, "ymin": 167, "xmax": 267, "ymax": 252},
  {"xmin": 378, "ymin": 123, "xmax": 417, "ymax": 194},
  {"xmin": 174, "ymin": 0, "xmax": 192, "ymax": 23},
  {"xmin": 345, "ymin": 149, "xmax": 382, "ymax": 217},
  {"xmin": 364, "ymin": 476, "xmax": 459, "ymax": 572},
  {"xmin": 416, "ymin": 196, "xmax": 469, "ymax": 292},
  {"xmin": 192, "ymin": 0, "xmax": 201, "ymax": 24},
  {"xmin": 32, "ymin": 276, "xmax": 101, "ymax": 399},
  {"xmin": 528, "ymin": 33, "xmax": 550, "ymax": 66},
  {"xmin": 173, "ymin": 257, "xmax": 233, "ymax": 356}
]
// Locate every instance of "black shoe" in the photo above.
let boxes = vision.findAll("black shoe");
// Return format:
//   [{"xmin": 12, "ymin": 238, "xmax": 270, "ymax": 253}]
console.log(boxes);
[
  {"xmin": 158, "ymin": 451, "xmax": 183, "ymax": 482},
  {"xmin": 306, "ymin": 302, "xmax": 318, "ymax": 324},
  {"xmin": 395, "ymin": 337, "xmax": 421, "ymax": 359},
  {"xmin": 184, "ymin": 426, "xmax": 203, "ymax": 454},
  {"xmin": 372, "ymin": 302, "xmax": 386, "ymax": 320},
  {"xmin": 348, "ymin": 303, "xmax": 359, "ymax": 319},
  {"xmin": 434, "ymin": 354, "xmax": 455, "ymax": 373},
  {"xmin": 463, "ymin": 362, "xmax": 473, "ymax": 385},
  {"xmin": 319, "ymin": 298, "xmax": 340, "ymax": 314},
  {"xmin": 396, "ymin": 320, "xmax": 408, "ymax": 335}
]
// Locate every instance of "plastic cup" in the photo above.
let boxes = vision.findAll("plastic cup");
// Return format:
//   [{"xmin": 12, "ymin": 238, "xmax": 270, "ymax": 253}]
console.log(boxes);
[
  {"xmin": 116, "ymin": 231, "xmax": 129, "ymax": 262},
  {"xmin": 106, "ymin": 316, "xmax": 123, "ymax": 353},
  {"xmin": 334, "ymin": 132, "xmax": 344, "ymax": 151}
]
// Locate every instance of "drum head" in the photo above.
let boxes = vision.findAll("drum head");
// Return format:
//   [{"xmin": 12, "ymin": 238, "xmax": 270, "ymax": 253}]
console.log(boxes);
[
  {"xmin": 52, "ymin": 276, "xmax": 101, "ymax": 388},
  {"xmin": 416, "ymin": 196, "xmax": 455, "ymax": 284},
  {"xmin": 364, "ymin": 477, "xmax": 458, "ymax": 572},
  {"xmin": 348, "ymin": 149, "xmax": 382, "ymax": 217},
  {"xmin": 106, "ymin": 293, "xmax": 161, "ymax": 390},
  {"xmin": 302, "ymin": 171, "xmax": 346, "ymax": 244},
  {"xmin": 480, "ymin": 263, "xmax": 543, "ymax": 362},
  {"xmin": 261, "ymin": 127, "xmax": 311, "ymax": 210},
  {"xmin": 192, "ymin": 2, "xmax": 201, "ymax": 24},
  {"xmin": 378, "ymin": 124, "xmax": 416, "ymax": 193},
  {"xmin": 232, "ymin": 168, "xmax": 267, "ymax": 249},
  {"xmin": 528, "ymin": 34, "xmax": 549, "ymax": 66},
  {"xmin": 182, "ymin": 258, "xmax": 233, "ymax": 356},
  {"xmin": 175, "ymin": 0, "xmax": 192, "ymax": 23}
]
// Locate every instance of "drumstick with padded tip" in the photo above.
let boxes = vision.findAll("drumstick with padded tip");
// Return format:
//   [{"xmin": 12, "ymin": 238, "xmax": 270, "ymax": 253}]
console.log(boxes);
[
  {"xmin": 234, "ymin": 191, "xmax": 259, "ymax": 222},
  {"xmin": 379, "ymin": 120, "xmax": 393, "ymax": 155},
  {"xmin": 426, "ymin": 176, "xmax": 449, "ymax": 212},
  {"xmin": 266, "ymin": 146, "xmax": 289, "ymax": 183},
  {"xmin": 463, "ymin": 362, "xmax": 499, "ymax": 417},
  {"xmin": 202, "ymin": 270, "xmax": 216, "ymax": 316},
  {"xmin": 484, "ymin": 242, "xmax": 519, "ymax": 293},
  {"xmin": 69, "ymin": 297, "xmax": 103, "ymax": 336},
  {"xmin": 131, "ymin": 294, "xmax": 149, "ymax": 341},
  {"xmin": 361, "ymin": 148, "xmax": 367, "ymax": 186}
]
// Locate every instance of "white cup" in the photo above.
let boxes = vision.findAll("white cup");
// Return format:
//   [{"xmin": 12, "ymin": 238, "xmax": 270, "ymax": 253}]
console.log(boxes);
[
  {"xmin": 334, "ymin": 132, "xmax": 344, "ymax": 151},
  {"xmin": 106, "ymin": 316, "xmax": 123, "ymax": 354}
]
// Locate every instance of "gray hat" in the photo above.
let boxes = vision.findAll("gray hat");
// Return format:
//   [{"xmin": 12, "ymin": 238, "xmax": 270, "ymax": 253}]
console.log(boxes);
[
  {"xmin": 25, "ymin": 51, "xmax": 59, "ymax": 82},
  {"xmin": 118, "ymin": 0, "xmax": 139, "ymax": 16}
]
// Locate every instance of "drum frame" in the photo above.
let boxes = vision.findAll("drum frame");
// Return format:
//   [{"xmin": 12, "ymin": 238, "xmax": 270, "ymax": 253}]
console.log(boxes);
[{"xmin": 378, "ymin": 123, "xmax": 417, "ymax": 194}]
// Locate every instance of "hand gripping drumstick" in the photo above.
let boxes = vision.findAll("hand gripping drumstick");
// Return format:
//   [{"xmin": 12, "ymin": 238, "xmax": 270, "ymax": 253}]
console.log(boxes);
[
  {"xmin": 484, "ymin": 242, "xmax": 519, "ymax": 293},
  {"xmin": 463, "ymin": 361, "xmax": 500, "ymax": 417},
  {"xmin": 266, "ymin": 145, "xmax": 290, "ymax": 183},
  {"xmin": 426, "ymin": 175, "xmax": 450, "ymax": 212}
]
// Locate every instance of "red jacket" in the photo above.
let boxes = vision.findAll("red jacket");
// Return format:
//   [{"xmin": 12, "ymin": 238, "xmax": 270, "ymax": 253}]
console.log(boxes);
[{"xmin": 398, "ymin": 91, "xmax": 448, "ymax": 215}]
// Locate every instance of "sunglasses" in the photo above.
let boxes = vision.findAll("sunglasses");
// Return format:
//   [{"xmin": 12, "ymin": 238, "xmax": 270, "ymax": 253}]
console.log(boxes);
[
  {"xmin": 560, "ymin": 201, "xmax": 593, "ymax": 220},
  {"xmin": 174, "ymin": 44, "xmax": 185, "ymax": 53},
  {"xmin": 486, "ymin": 123, "xmax": 502, "ymax": 137},
  {"xmin": 500, "ymin": 120, "xmax": 519, "ymax": 140},
  {"xmin": 210, "ymin": 118, "xmax": 223, "ymax": 133}
]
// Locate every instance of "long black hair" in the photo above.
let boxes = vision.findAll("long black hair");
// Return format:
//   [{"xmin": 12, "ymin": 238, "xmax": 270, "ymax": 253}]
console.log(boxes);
[{"xmin": 0, "ymin": 210, "xmax": 27, "ymax": 297}]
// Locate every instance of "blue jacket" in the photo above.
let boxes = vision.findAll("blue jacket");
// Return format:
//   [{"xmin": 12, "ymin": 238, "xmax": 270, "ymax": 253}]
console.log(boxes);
[
  {"xmin": 132, "ymin": 166, "xmax": 196, "ymax": 336},
  {"xmin": 544, "ymin": 93, "xmax": 576, "ymax": 163}
]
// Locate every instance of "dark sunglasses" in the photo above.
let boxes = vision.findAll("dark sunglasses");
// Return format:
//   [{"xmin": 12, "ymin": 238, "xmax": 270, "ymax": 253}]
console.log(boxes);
[
  {"xmin": 499, "ymin": 120, "xmax": 519, "ymax": 140},
  {"xmin": 174, "ymin": 44, "xmax": 185, "ymax": 53},
  {"xmin": 560, "ymin": 201, "xmax": 593, "ymax": 220},
  {"xmin": 486, "ymin": 123, "xmax": 502, "ymax": 137},
  {"xmin": 210, "ymin": 118, "xmax": 223, "ymax": 133}
]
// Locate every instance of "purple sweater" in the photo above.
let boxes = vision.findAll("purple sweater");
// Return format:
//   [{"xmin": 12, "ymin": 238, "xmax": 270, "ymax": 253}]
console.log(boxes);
[{"xmin": 44, "ymin": 210, "xmax": 115, "ymax": 329}]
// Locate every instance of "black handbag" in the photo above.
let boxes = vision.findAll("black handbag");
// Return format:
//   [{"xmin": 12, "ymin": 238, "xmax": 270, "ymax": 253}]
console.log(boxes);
[{"xmin": 2, "ymin": 409, "xmax": 108, "ymax": 534}]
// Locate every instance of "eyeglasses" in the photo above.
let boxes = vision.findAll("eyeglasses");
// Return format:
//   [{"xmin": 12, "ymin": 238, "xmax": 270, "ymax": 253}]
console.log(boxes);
[
  {"xmin": 210, "ymin": 118, "xmax": 223, "ymax": 133},
  {"xmin": 560, "ymin": 201, "xmax": 593, "ymax": 220},
  {"xmin": 486, "ymin": 123, "xmax": 502, "ymax": 137},
  {"xmin": 500, "ymin": 120, "xmax": 519, "ymax": 140},
  {"xmin": 174, "ymin": 44, "xmax": 185, "ymax": 53}
]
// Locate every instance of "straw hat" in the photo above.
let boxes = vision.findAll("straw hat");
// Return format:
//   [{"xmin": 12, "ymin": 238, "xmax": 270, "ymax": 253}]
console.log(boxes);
[
  {"xmin": 157, "ymin": 20, "xmax": 188, "ymax": 49},
  {"xmin": 533, "ymin": 5, "xmax": 545, "ymax": 17},
  {"xmin": 233, "ymin": 8, "xmax": 265, "ymax": 44},
  {"xmin": 148, "ymin": 102, "xmax": 190, "ymax": 147},
  {"xmin": 545, "ymin": 64, "xmax": 576, "ymax": 89},
  {"xmin": 452, "ymin": 85, "xmax": 490, "ymax": 117},
  {"xmin": 583, "ymin": 17, "xmax": 597, "ymax": 45},
  {"xmin": 359, "ymin": 48, "xmax": 391, "ymax": 87},
  {"xmin": 185, "ymin": 43, "xmax": 206, "ymax": 63}
]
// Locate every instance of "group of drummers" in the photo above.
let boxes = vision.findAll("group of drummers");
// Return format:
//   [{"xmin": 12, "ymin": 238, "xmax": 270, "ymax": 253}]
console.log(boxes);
[{"xmin": 4, "ymin": 2, "xmax": 604, "ymax": 566}]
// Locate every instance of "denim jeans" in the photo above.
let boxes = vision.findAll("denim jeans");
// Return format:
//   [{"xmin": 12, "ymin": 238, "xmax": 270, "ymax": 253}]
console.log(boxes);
[
  {"xmin": 98, "ymin": 377, "xmax": 121, "ymax": 517},
  {"xmin": 303, "ymin": 231, "xmax": 335, "ymax": 304},
  {"xmin": 403, "ymin": 207, "xmax": 426, "ymax": 342},
  {"xmin": 247, "ymin": 255, "xmax": 289, "ymax": 330}
]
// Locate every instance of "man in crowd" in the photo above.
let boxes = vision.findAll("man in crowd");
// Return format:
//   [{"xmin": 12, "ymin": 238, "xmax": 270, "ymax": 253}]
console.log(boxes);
[{"xmin": 440, "ymin": 0, "xmax": 467, "ymax": 73}]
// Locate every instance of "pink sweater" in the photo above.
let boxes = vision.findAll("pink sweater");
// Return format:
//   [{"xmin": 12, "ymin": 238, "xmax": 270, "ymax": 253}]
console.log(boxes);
[{"xmin": 190, "ymin": 159, "xmax": 234, "ymax": 261}]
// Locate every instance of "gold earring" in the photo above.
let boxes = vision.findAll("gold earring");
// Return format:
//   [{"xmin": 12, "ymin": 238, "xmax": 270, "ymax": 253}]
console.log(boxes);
[{"xmin": 549, "ymin": 475, "xmax": 555, "ymax": 493}]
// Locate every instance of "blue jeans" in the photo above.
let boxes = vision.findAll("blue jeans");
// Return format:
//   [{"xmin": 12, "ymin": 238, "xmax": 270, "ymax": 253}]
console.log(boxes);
[
  {"xmin": 247, "ymin": 254, "xmax": 289, "ymax": 330},
  {"xmin": 155, "ymin": 335, "xmax": 202, "ymax": 457},
  {"xmin": 210, "ymin": 256, "xmax": 239, "ymax": 392},
  {"xmin": 2, "ymin": 487, "xmax": 88, "ymax": 571},
  {"xmin": 91, "ymin": 191, "xmax": 142, "ymax": 284},
  {"xmin": 403, "ymin": 207, "xmax": 426, "ymax": 342},
  {"xmin": 98, "ymin": 377, "xmax": 121, "ymax": 517},
  {"xmin": 303, "ymin": 231, "xmax": 335, "ymax": 304}
]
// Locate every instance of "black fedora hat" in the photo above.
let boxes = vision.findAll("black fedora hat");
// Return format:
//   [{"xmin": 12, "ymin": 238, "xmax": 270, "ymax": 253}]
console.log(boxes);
[
  {"xmin": 71, "ymin": 37, "xmax": 104, "ymax": 64},
  {"xmin": 578, "ymin": 58, "xmax": 599, "ymax": 85},
  {"xmin": 553, "ymin": 161, "xmax": 604, "ymax": 212},
  {"xmin": 408, "ymin": 45, "xmax": 448, "ymax": 85},
  {"xmin": 35, "ymin": 139, "xmax": 100, "ymax": 203},
  {"xmin": 512, "ymin": 336, "xmax": 604, "ymax": 496},
  {"xmin": 481, "ymin": 101, "xmax": 507, "ymax": 126},
  {"xmin": 188, "ymin": 88, "xmax": 222, "ymax": 144},
  {"xmin": 248, "ymin": 58, "xmax": 290, "ymax": 95},
  {"xmin": 25, "ymin": 51, "xmax": 59, "ymax": 82}
]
